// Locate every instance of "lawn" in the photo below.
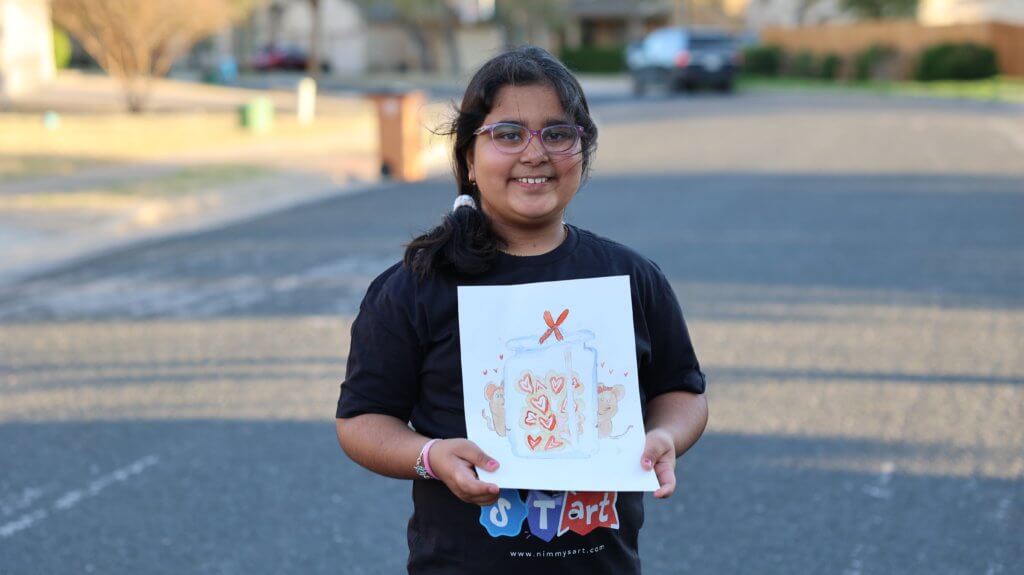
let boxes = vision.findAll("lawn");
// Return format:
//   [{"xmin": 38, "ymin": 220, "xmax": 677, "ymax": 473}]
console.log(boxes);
[
  {"xmin": 0, "ymin": 164, "xmax": 274, "ymax": 211},
  {"xmin": 0, "ymin": 156, "xmax": 112, "ymax": 183},
  {"xmin": 0, "ymin": 98, "xmax": 449, "ymax": 183},
  {"xmin": 0, "ymin": 111, "xmax": 375, "ymax": 161},
  {"xmin": 738, "ymin": 75, "xmax": 1024, "ymax": 103}
]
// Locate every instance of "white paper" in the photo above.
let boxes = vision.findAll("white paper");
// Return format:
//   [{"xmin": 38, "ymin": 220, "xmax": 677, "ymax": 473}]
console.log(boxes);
[{"xmin": 458, "ymin": 275, "xmax": 659, "ymax": 492}]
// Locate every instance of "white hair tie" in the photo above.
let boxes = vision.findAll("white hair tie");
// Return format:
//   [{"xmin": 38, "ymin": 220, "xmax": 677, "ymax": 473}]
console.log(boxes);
[{"xmin": 452, "ymin": 194, "xmax": 477, "ymax": 211}]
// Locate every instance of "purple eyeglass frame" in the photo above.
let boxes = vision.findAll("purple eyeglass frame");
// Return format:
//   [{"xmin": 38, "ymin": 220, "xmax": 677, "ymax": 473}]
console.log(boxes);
[{"xmin": 473, "ymin": 122, "xmax": 585, "ymax": 155}]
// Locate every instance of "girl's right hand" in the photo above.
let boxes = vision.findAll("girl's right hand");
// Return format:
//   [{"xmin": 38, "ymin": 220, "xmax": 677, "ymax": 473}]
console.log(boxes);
[{"xmin": 428, "ymin": 438, "xmax": 501, "ymax": 506}]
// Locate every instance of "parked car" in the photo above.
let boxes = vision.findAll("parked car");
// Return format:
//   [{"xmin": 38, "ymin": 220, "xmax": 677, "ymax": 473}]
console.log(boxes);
[
  {"xmin": 626, "ymin": 27, "xmax": 741, "ymax": 95},
  {"xmin": 251, "ymin": 45, "xmax": 331, "ymax": 73}
]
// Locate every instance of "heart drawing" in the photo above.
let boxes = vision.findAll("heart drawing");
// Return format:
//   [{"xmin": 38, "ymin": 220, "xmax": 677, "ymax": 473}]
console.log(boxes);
[{"xmin": 529, "ymin": 394, "xmax": 550, "ymax": 413}]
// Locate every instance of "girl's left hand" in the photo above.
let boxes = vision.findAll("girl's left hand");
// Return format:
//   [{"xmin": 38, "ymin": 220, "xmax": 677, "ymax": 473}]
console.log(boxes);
[{"xmin": 641, "ymin": 428, "xmax": 677, "ymax": 499}]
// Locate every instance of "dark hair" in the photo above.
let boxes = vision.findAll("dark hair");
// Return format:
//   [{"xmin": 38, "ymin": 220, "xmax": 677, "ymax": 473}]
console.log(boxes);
[{"xmin": 403, "ymin": 45, "xmax": 599, "ymax": 278}]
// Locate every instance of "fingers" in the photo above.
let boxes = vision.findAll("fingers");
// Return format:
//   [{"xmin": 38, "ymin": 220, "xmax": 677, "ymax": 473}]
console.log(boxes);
[
  {"xmin": 449, "ymin": 463, "xmax": 501, "ymax": 505},
  {"xmin": 642, "ymin": 429, "xmax": 674, "ymax": 467},
  {"xmin": 465, "ymin": 445, "xmax": 500, "ymax": 473},
  {"xmin": 642, "ymin": 430, "xmax": 677, "ymax": 499},
  {"xmin": 434, "ymin": 439, "xmax": 501, "ymax": 505},
  {"xmin": 652, "ymin": 460, "xmax": 676, "ymax": 498}
]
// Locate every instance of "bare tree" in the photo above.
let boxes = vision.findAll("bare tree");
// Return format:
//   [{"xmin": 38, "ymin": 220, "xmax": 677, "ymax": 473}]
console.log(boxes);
[
  {"xmin": 306, "ymin": 0, "xmax": 323, "ymax": 77},
  {"xmin": 841, "ymin": 0, "xmax": 918, "ymax": 20},
  {"xmin": 354, "ymin": 0, "xmax": 462, "ymax": 73},
  {"xmin": 797, "ymin": 0, "xmax": 823, "ymax": 25},
  {"xmin": 495, "ymin": 0, "xmax": 569, "ymax": 48},
  {"xmin": 52, "ymin": 0, "xmax": 263, "ymax": 112}
]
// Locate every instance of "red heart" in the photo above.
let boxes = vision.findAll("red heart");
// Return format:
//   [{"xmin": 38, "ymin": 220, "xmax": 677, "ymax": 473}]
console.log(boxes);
[
  {"xmin": 539, "ymin": 414, "xmax": 557, "ymax": 431},
  {"xmin": 609, "ymin": 369, "xmax": 614, "ymax": 374},
  {"xmin": 517, "ymin": 374, "xmax": 534, "ymax": 394},
  {"xmin": 600, "ymin": 362, "xmax": 605, "ymax": 368},
  {"xmin": 529, "ymin": 394, "xmax": 550, "ymax": 413},
  {"xmin": 498, "ymin": 354, "xmax": 504, "ymax": 360},
  {"xmin": 527, "ymin": 435, "xmax": 542, "ymax": 450},
  {"xmin": 481, "ymin": 370, "xmax": 487, "ymax": 375},
  {"xmin": 624, "ymin": 371, "xmax": 629, "ymax": 377},
  {"xmin": 523, "ymin": 411, "xmax": 538, "ymax": 426},
  {"xmin": 573, "ymin": 377, "xmax": 582, "ymax": 390},
  {"xmin": 549, "ymin": 376, "xmax": 566, "ymax": 395},
  {"xmin": 545, "ymin": 435, "xmax": 565, "ymax": 450}
]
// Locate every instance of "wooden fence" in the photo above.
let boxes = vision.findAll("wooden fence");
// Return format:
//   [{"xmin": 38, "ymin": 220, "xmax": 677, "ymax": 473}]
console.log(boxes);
[{"xmin": 761, "ymin": 20, "xmax": 1024, "ymax": 79}]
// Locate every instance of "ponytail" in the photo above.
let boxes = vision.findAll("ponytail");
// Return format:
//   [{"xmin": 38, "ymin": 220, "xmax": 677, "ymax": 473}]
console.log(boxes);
[{"xmin": 403, "ymin": 193, "xmax": 500, "ymax": 277}]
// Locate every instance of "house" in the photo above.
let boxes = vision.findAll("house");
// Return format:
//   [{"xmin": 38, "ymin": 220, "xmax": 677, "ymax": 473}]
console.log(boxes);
[
  {"xmin": 358, "ymin": 0, "xmax": 503, "ymax": 75},
  {"xmin": 0, "ymin": 0, "xmax": 55, "ymax": 98},
  {"xmin": 562, "ymin": 0, "xmax": 672, "ymax": 49},
  {"xmin": 562, "ymin": 0, "xmax": 749, "ymax": 49},
  {"xmin": 743, "ymin": 0, "xmax": 852, "ymax": 28},
  {"xmin": 919, "ymin": 0, "xmax": 1024, "ymax": 26},
  {"xmin": 239, "ymin": 0, "xmax": 367, "ymax": 74},
  {"xmin": 232, "ymin": 0, "xmax": 505, "ymax": 76},
  {"xmin": 745, "ymin": 0, "xmax": 1024, "ymax": 29}
]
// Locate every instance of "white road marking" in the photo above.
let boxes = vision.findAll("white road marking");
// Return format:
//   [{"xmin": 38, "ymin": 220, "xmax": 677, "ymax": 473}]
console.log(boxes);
[
  {"xmin": 0, "ymin": 486, "xmax": 49, "ymax": 517},
  {"xmin": 0, "ymin": 508, "xmax": 47, "ymax": 538},
  {"xmin": 0, "ymin": 455, "xmax": 159, "ymax": 539},
  {"xmin": 985, "ymin": 563, "xmax": 1004, "ymax": 575},
  {"xmin": 842, "ymin": 543, "xmax": 865, "ymax": 575},
  {"xmin": 862, "ymin": 461, "xmax": 895, "ymax": 500},
  {"xmin": 843, "ymin": 462, "xmax": 898, "ymax": 574},
  {"xmin": 992, "ymin": 495, "xmax": 1011, "ymax": 524}
]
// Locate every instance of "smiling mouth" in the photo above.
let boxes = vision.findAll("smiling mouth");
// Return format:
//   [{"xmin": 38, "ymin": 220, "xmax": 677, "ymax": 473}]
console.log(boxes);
[{"xmin": 512, "ymin": 177, "xmax": 552, "ymax": 185}]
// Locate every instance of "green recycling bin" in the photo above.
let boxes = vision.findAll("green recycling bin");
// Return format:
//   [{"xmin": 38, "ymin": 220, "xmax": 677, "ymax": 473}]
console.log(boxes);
[{"xmin": 239, "ymin": 97, "xmax": 274, "ymax": 133}]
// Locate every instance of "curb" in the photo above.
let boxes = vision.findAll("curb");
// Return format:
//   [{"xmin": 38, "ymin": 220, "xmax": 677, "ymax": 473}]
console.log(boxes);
[{"xmin": 0, "ymin": 173, "xmax": 381, "ymax": 287}]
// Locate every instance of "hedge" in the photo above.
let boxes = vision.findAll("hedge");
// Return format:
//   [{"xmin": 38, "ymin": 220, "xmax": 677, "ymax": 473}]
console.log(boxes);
[
  {"xmin": 560, "ymin": 46, "xmax": 626, "ymax": 74},
  {"xmin": 853, "ymin": 44, "xmax": 897, "ymax": 81},
  {"xmin": 915, "ymin": 43, "xmax": 998, "ymax": 81},
  {"xmin": 742, "ymin": 45, "xmax": 784, "ymax": 76}
]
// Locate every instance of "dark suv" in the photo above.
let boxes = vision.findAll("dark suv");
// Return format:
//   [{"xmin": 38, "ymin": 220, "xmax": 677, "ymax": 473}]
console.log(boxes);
[{"xmin": 626, "ymin": 27, "xmax": 740, "ymax": 95}]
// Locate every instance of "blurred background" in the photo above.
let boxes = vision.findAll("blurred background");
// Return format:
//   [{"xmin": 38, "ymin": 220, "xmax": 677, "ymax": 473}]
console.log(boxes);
[{"xmin": 1, "ymin": 1, "xmax": 1022, "ymax": 573}]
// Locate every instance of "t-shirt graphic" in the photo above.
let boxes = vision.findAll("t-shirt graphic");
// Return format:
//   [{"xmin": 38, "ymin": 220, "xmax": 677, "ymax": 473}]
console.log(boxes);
[{"xmin": 480, "ymin": 490, "xmax": 620, "ymax": 540}]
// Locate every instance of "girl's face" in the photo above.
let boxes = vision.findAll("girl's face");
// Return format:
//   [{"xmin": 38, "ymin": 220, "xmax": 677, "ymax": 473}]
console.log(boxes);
[{"xmin": 467, "ymin": 84, "xmax": 584, "ymax": 230}]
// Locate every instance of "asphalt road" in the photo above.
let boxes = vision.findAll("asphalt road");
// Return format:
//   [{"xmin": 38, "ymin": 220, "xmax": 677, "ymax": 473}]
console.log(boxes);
[{"xmin": 1, "ymin": 90, "xmax": 1022, "ymax": 574}]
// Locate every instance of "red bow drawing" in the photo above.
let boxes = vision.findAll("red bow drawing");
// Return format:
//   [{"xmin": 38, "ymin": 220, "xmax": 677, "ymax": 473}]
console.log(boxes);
[{"xmin": 539, "ymin": 309, "xmax": 569, "ymax": 344}]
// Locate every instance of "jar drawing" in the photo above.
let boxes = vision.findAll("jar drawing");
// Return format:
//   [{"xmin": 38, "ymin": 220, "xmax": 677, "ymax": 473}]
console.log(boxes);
[{"xmin": 502, "ymin": 325, "xmax": 600, "ymax": 459}]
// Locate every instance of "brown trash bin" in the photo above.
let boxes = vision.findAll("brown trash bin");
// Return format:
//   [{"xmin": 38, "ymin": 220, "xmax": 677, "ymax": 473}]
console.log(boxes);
[{"xmin": 368, "ymin": 90, "xmax": 425, "ymax": 182}]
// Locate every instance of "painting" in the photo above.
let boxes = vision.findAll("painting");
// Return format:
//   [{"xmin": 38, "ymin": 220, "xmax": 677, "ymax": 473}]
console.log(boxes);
[{"xmin": 458, "ymin": 275, "xmax": 659, "ymax": 492}]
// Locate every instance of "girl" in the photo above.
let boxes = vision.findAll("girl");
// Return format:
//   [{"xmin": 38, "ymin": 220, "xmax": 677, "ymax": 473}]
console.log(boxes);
[{"xmin": 335, "ymin": 46, "xmax": 707, "ymax": 574}]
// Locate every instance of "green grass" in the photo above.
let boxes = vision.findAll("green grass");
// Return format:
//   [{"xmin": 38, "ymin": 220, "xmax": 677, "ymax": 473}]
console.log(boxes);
[
  {"xmin": 102, "ymin": 165, "xmax": 272, "ymax": 197},
  {"xmin": 0, "ymin": 156, "xmax": 110, "ymax": 183},
  {"xmin": 0, "ymin": 164, "xmax": 275, "ymax": 212},
  {"xmin": 738, "ymin": 75, "xmax": 1024, "ymax": 103}
]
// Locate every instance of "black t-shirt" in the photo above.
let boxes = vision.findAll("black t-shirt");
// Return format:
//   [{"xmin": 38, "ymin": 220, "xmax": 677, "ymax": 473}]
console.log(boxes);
[{"xmin": 336, "ymin": 225, "xmax": 706, "ymax": 574}]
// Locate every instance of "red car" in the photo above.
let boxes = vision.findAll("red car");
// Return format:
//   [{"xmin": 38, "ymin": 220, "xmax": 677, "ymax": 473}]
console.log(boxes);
[{"xmin": 251, "ymin": 45, "xmax": 330, "ymax": 72}]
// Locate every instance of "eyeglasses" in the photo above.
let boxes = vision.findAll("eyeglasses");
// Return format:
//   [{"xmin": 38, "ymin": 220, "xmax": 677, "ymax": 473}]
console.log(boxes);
[{"xmin": 473, "ymin": 122, "xmax": 584, "ymax": 155}]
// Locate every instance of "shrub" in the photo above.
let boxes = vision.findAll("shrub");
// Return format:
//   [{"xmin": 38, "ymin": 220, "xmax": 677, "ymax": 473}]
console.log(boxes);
[
  {"xmin": 853, "ymin": 44, "xmax": 897, "ymax": 81},
  {"xmin": 820, "ymin": 53, "xmax": 843, "ymax": 80},
  {"xmin": 560, "ymin": 46, "xmax": 625, "ymax": 74},
  {"xmin": 742, "ymin": 44, "xmax": 784, "ymax": 76},
  {"xmin": 915, "ymin": 43, "xmax": 998, "ymax": 81},
  {"xmin": 790, "ymin": 51, "xmax": 817, "ymax": 78},
  {"xmin": 53, "ymin": 28, "xmax": 73, "ymax": 70}
]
